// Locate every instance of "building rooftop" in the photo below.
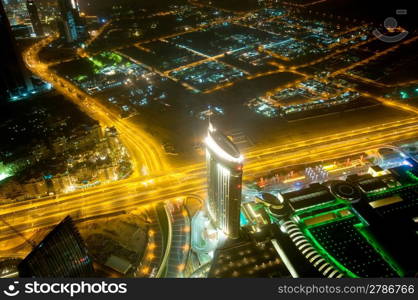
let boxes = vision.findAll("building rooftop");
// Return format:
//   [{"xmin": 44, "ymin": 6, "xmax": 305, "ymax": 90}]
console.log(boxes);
[
  {"xmin": 279, "ymin": 183, "xmax": 335, "ymax": 211},
  {"xmin": 205, "ymin": 125, "xmax": 243, "ymax": 163},
  {"xmin": 104, "ymin": 255, "xmax": 132, "ymax": 275}
]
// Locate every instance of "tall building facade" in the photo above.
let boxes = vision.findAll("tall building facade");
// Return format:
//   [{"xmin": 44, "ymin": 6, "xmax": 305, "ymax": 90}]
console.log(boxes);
[
  {"xmin": 57, "ymin": 0, "xmax": 86, "ymax": 43},
  {"xmin": 26, "ymin": 0, "xmax": 44, "ymax": 36},
  {"xmin": 205, "ymin": 124, "xmax": 243, "ymax": 239},
  {"xmin": 0, "ymin": 0, "xmax": 33, "ymax": 101},
  {"xmin": 18, "ymin": 216, "xmax": 94, "ymax": 277}
]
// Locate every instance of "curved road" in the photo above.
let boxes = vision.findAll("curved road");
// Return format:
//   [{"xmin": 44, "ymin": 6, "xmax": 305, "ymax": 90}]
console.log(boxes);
[{"xmin": 1, "ymin": 35, "xmax": 418, "ymax": 257}]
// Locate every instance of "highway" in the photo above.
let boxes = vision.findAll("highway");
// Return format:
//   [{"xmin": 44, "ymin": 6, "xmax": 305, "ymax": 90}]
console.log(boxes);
[
  {"xmin": 2, "ymin": 25, "xmax": 417, "ymax": 259},
  {"xmin": 23, "ymin": 35, "xmax": 170, "ymax": 177},
  {"xmin": 1, "ymin": 112, "xmax": 418, "ymax": 244}
]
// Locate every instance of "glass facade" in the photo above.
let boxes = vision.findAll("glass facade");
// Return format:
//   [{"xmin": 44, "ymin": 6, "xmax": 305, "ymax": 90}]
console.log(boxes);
[{"xmin": 18, "ymin": 216, "xmax": 94, "ymax": 277}]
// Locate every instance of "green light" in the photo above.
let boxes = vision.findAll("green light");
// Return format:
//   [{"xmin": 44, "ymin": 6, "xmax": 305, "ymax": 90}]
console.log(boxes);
[
  {"xmin": 296, "ymin": 197, "xmax": 402, "ymax": 277},
  {"xmin": 355, "ymin": 223, "xmax": 404, "ymax": 276},
  {"xmin": 406, "ymin": 170, "xmax": 418, "ymax": 181},
  {"xmin": 0, "ymin": 172, "xmax": 10, "ymax": 181},
  {"xmin": 292, "ymin": 198, "xmax": 359, "ymax": 277},
  {"xmin": 88, "ymin": 57, "xmax": 104, "ymax": 68},
  {"xmin": 302, "ymin": 226, "xmax": 359, "ymax": 278},
  {"xmin": 367, "ymin": 181, "xmax": 418, "ymax": 198},
  {"xmin": 75, "ymin": 75, "xmax": 87, "ymax": 82},
  {"xmin": 400, "ymin": 91, "xmax": 409, "ymax": 99},
  {"xmin": 0, "ymin": 162, "xmax": 13, "ymax": 182},
  {"xmin": 100, "ymin": 51, "xmax": 123, "ymax": 64}
]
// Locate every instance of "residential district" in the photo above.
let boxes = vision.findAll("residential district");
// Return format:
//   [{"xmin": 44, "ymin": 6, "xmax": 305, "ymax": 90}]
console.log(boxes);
[{"xmin": 0, "ymin": 0, "xmax": 417, "ymax": 278}]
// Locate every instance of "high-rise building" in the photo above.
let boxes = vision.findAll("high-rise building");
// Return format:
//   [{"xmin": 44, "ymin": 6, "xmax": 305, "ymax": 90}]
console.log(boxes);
[
  {"xmin": 26, "ymin": 0, "xmax": 44, "ymax": 36},
  {"xmin": 57, "ymin": 0, "xmax": 86, "ymax": 43},
  {"xmin": 204, "ymin": 123, "xmax": 243, "ymax": 239},
  {"xmin": 18, "ymin": 216, "xmax": 94, "ymax": 277},
  {"xmin": 0, "ymin": 0, "xmax": 33, "ymax": 101}
]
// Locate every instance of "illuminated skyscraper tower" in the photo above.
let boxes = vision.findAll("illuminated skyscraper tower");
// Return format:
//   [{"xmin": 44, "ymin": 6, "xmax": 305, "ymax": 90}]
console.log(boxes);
[
  {"xmin": 0, "ymin": 0, "xmax": 33, "ymax": 101},
  {"xmin": 57, "ymin": 0, "xmax": 86, "ymax": 43},
  {"xmin": 204, "ymin": 124, "xmax": 243, "ymax": 239},
  {"xmin": 26, "ymin": 0, "xmax": 43, "ymax": 36}
]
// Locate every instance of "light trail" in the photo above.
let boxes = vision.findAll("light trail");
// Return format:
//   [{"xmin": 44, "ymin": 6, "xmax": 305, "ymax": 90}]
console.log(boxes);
[
  {"xmin": 6, "ymin": 24, "xmax": 418, "ymax": 260},
  {"xmin": 2, "ymin": 119, "xmax": 418, "ymax": 247},
  {"xmin": 22, "ymin": 36, "xmax": 170, "ymax": 176}
]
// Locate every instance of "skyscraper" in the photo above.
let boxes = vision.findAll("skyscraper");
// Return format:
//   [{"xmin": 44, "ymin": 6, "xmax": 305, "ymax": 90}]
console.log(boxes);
[
  {"xmin": 0, "ymin": 0, "xmax": 33, "ymax": 101},
  {"xmin": 26, "ymin": 0, "xmax": 43, "ymax": 36},
  {"xmin": 204, "ymin": 124, "xmax": 243, "ymax": 239},
  {"xmin": 18, "ymin": 216, "xmax": 94, "ymax": 277},
  {"xmin": 57, "ymin": 0, "xmax": 86, "ymax": 43}
]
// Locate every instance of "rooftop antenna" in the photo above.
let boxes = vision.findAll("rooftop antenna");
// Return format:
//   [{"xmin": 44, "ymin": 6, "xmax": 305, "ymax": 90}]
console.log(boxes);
[{"xmin": 208, "ymin": 104, "xmax": 215, "ymax": 132}]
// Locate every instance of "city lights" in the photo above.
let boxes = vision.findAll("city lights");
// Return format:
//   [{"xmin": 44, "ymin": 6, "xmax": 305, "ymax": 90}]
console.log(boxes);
[{"xmin": 0, "ymin": 0, "xmax": 417, "ymax": 285}]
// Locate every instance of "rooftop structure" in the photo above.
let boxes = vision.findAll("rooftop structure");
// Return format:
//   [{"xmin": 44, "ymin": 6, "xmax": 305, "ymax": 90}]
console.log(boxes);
[{"xmin": 263, "ymin": 162, "xmax": 418, "ymax": 277}]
